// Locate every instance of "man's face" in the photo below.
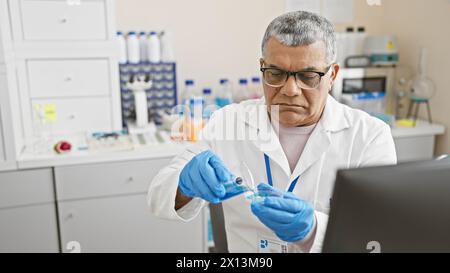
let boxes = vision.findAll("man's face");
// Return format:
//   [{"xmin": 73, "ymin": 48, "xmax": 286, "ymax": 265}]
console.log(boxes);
[{"xmin": 261, "ymin": 38, "xmax": 339, "ymax": 127}]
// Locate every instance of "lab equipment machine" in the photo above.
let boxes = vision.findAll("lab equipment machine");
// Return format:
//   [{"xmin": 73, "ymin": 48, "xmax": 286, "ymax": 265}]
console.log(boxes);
[
  {"xmin": 335, "ymin": 27, "xmax": 368, "ymax": 67},
  {"xmin": 364, "ymin": 35, "xmax": 399, "ymax": 67},
  {"xmin": 406, "ymin": 48, "xmax": 435, "ymax": 125},
  {"xmin": 332, "ymin": 67, "xmax": 396, "ymax": 120},
  {"xmin": 323, "ymin": 159, "xmax": 450, "ymax": 253}
]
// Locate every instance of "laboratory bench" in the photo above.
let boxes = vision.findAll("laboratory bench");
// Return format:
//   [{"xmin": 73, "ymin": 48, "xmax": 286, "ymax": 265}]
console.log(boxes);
[{"xmin": 0, "ymin": 140, "xmax": 209, "ymax": 253}]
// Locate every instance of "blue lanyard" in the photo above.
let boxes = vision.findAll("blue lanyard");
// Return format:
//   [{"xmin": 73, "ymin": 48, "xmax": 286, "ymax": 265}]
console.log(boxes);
[{"xmin": 264, "ymin": 154, "xmax": 300, "ymax": 193}]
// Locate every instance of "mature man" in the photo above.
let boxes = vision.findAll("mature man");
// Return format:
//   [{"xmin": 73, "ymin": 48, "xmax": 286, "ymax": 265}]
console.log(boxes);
[{"xmin": 148, "ymin": 11, "xmax": 397, "ymax": 253}]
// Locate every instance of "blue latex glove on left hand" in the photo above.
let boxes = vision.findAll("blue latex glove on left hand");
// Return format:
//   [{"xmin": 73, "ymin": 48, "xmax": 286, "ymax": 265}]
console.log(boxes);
[{"xmin": 251, "ymin": 183, "xmax": 315, "ymax": 242}]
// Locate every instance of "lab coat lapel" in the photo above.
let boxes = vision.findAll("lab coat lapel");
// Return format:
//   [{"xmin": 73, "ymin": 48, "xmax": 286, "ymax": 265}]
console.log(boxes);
[
  {"xmin": 240, "ymin": 99, "xmax": 291, "ymax": 179},
  {"xmin": 290, "ymin": 122, "xmax": 331, "ymax": 181},
  {"xmin": 291, "ymin": 95, "xmax": 350, "ymax": 181}
]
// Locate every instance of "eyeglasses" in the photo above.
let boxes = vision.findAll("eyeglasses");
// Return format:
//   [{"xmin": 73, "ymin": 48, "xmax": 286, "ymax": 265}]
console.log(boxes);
[{"xmin": 260, "ymin": 64, "xmax": 332, "ymax": 90}]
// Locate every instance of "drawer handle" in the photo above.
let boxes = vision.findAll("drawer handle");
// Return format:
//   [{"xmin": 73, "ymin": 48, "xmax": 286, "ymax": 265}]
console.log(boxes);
[
  {"xmin": 64, "ymin": 77, "xmax": 73, "ymax": 82},
  {"xmin": 126, "ymin": 177, "xmax": 134, "ymax": 183},
  {"xmin": 68, "ymin": 114, "xmax": 76, "ymax": 120},
  {"xmin": 59, "ymin": 18, "xmax": 68, "ymax": 24},
  {"xmin": 65, "ymin": 212, "xmax": 75, "ymax": 221}
]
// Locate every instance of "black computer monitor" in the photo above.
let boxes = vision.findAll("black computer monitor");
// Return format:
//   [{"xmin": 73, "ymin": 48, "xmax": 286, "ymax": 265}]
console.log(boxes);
[{"xmin": 322, "ymin": 159, "xmax": 450, "ymax": 253}]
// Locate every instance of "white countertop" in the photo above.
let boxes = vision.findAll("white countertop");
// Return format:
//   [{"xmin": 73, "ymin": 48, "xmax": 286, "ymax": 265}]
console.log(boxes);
[
  {"xmin": 12, "ymin": 120, "xmax": 446, "ymax": 170},
  {"xmin": 17, "ymin": 142, "xmax": 187, "ymax": 169},
  {"xmin": 391, "ymin": 120, "xmax": 445, "ymax": 138}
]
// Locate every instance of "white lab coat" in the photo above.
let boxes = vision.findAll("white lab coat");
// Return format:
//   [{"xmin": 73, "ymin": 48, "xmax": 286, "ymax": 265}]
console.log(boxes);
[{"xmin": 147, "ymin": 95, "xmax": 397, "ymax": 253}]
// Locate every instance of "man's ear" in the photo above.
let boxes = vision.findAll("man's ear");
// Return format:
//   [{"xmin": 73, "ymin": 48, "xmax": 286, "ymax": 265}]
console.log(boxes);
[
  {"xmin": 259, "ymin": 58, "xmax": 265, "ymax": 67},
  {"xmin": 329, "ymin": 63, "xmax": 340, "ymax": 90}
]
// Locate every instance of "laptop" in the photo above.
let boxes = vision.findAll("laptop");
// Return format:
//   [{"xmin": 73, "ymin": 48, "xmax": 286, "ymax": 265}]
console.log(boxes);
[{"xmin": 322, "ymin": 159, "xmax": 450, "ymax": 253}]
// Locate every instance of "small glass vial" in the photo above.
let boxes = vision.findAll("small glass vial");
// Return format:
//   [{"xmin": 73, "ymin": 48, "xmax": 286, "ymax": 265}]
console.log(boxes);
[{"xmin": 222, "ymin": 177, "xmax": 247, "ymax": 200}]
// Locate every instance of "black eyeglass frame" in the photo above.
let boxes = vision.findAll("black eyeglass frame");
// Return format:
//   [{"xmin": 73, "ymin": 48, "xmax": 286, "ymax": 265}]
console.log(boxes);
[{"xmin": 260, "ymin": 64, "xmax": 333, "ymax": 89}]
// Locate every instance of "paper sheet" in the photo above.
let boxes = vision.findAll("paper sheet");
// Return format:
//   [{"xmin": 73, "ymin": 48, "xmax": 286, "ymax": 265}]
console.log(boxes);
[
  {"xmin": 285, "ymin": 0, "xmax": 321, "ymax": 14},
  {"xmin": 42, "ymin": 104, "xmax": 57, "ymax": 123},
  {"xmin": 285, "ymin": 0, "xmax": 353, "ymax": 24},
  {"xmin": 322, "ymin": 0, "xmax": 354, "ymax": 24}
]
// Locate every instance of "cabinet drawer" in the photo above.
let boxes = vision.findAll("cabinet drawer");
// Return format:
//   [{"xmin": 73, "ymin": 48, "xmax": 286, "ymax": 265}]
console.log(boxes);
[
  {"xmin": 19, "ymin": 0, "xmax": 107, "ymax": 41},
  {"xmin": 31, "ymin": 97, "xmax": 112, "ymax": 134},
  {"xmin": 0, "ymin": 203, "xmax": 59, "ymax": 253},
  {"xmin": 28, "ymin": 59, "xmax": 110, "ymax": 98},
  {"xmin": 394, "ymin": 136, "xmax": 435, "ymax": 162},
  {"xmin": 0, "ymin": 168, "xmax": 54, "ymax": 208},
  {"xmin": 58, "ymin": 194, "xmax": 205, "ymax": 252},
  {"xmin": 55, "ymin": 158, "xmax": 172, "ymax": 201}
]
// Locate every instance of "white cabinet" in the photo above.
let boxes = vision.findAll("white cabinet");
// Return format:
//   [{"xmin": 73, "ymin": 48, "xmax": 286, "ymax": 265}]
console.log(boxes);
[
  {"xmin": 58, "ymin": 194, "xmax": 206, "ymax": 253},
  {"xmin": 55, "ymin": 158, "xmax": 207, "ymax": 253},
  {"xmin": 18, "ymin": 0, "xmax": 108, "ymax": 41},
  {"xmin": 0, "ymin": 169, "xmax": 59, "ymax": 252},
  {"xmin": 391, "ymin": 122, "xmax": 446, "ymax": 162},
  {"xmin": 394, "ymin": 136, "xmax": 435, "ymax": 162},
  {"xmin": 0, "ymin": 156, "xmax": 207, "ymax": 253},
  {"xmin": 1, "ymin": 0, "xmax": 122, "ymax": 146}
]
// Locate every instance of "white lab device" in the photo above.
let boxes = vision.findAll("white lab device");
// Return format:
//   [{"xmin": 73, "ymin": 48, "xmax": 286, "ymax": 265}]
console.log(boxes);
[
  {"xmin": 125, "ymin": 75, "xmax": 154, "ymax": 133},
  {"xmin": 364, "ymin": 35, "xmax": 399, "ymax": 66}
]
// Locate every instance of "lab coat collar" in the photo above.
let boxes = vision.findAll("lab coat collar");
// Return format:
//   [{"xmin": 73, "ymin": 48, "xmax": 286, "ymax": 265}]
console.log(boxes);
[
  {"xmin": 319, "ymin": 95, "xmax": 351, "ymax": 133},
  {"xmin": 291, "ymin": 95, "xmax": 351, "ymax": 180},
  {"xmin": 241, "ymin": 95, "xmax": 351, "ymax": 133},
  {"xmin": 239, "ymin": 95, "xmax": 351, "ymax": 182}
]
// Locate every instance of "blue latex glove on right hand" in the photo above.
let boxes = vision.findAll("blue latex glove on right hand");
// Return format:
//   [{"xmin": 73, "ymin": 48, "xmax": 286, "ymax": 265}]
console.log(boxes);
[
  {"xmin": 251, "ymin": 183, "xmax": 315, "ymax": 242},
  {"xmin": 179, "ymin": 150, "xmax": 235, "ymax": 203}
]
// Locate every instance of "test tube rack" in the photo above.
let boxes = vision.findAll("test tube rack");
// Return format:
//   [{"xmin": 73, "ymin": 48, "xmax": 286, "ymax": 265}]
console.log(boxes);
[{"xmin": 119, "ymin": 62, "xmax": 178, "ymax": 127}]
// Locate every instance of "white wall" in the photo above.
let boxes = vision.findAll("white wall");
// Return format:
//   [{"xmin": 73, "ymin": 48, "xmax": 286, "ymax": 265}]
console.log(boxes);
[{"xmin": 116, "ymin": 0, "xmax": 285, "ymax": 91}]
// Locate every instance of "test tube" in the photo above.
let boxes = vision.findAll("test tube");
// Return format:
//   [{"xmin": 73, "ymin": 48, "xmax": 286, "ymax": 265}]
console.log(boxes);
[{"xmin": 222, "ymin": 176, "xmax": 248, "ymax": 200}]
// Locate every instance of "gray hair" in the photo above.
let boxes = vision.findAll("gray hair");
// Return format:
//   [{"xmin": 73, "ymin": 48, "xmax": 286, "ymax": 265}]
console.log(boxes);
[{"xmin": 262, "ymin": 11, "xmax": 336, "ymax": 64}]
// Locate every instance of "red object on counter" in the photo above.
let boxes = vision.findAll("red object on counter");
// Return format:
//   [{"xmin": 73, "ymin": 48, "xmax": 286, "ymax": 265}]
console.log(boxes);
[{"xmin": 54, "ymin": 141, "xmax": 72, "ymax": 154}]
